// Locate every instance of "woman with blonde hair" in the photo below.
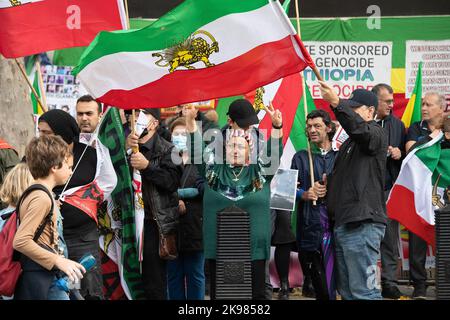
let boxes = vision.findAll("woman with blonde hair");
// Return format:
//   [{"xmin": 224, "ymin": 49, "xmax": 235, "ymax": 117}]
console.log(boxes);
[{"xmin": 0, "ymin": 162, "xmax": 33, "ymax": 231}]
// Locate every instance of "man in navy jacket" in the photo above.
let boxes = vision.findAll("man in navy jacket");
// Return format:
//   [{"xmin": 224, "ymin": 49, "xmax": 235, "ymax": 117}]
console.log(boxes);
[{"xmin": 291, "ymin": 109, "xmax": 338, "ymax": 300}]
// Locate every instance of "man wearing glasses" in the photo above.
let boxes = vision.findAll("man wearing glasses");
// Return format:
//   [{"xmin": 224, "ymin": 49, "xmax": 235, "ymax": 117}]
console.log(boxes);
[{"xmin": 372, "ymin": 83, "xmax": 406, "ymax": 299}]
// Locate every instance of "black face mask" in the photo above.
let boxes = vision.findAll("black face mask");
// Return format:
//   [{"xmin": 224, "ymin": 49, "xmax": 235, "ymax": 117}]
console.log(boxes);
[
  {"xmin": 441, "ymin": 138, "xmax": 450, "ymax": 149},
  {"xmin": 139, "ymin": 128, "xmax": 149, "ymax": 139}
]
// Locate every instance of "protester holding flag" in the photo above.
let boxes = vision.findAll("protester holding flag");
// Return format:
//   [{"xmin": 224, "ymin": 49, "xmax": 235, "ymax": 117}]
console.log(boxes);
[
  {"xmin": 403, "ymin": 92, "xmax": 446, "ymax": 300},
  {"xmin": 126, "ymin": 108, "xmax": 182, "ymax": 300},
  {"xmin": 37, "ymin": 109, "xmax": 103, "ymax": 300},
  {"xmin": 291, "ymin": 109, "xmax": 338, "ymax": 300},
  {"xmin": 320, "ymin": 82, "xmax": 388, "ymax": 300},
  {"xmin": 185, "ymin": 99, "xmax": 283, "ymax": 300},
  {"xmin": 371, "ymin": 84, "xmax": 406, "ymax": 299}
]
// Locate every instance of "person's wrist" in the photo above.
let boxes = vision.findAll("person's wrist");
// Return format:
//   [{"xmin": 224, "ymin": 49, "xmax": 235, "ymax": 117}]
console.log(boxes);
[
  {"xmin": 272, "ymin": 122, "xmax": 283, "ymax": 129},
  {"xmin": 186, "ymin": 120, "xmax": 198, "ymax": 133},
  {"xmin": 330, "ymin": 97, "xmax": 340, "ymax": 108}
]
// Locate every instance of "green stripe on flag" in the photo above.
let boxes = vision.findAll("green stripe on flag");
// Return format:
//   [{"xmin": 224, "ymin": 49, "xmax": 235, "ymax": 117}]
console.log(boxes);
[
  {"xmin": 282, "ymin": 0, "xmax": 291, "ymax": 14},
  {"xmin": 414, "ymin": 137, "xmax": 442, "ymax": 173},
  {"xmin": 216, "ymin": 95, "xmax": 243, "ymax": 128},
  {"xmin": 98, "ymin": 108, "xmax": 145, "ymax": 300},
  {"xmin": 289, "ymin": 81, "xmax": 317, "ymax": 151},
  {"xmin": 401, "ymin": 62, "xmax": 422, "ymax": 127},
  {"xmin": 53, "ymin": 19, "xmax": 155, "ymax": 67},
  {"xmin": 31, "ymin": 72, "xmax": 41, "ymax": 114},
  {"xmin": 73, "ymin": 0, "xmax": 269, "ymax": 74},
  {"xmin": 433, "ymin": 148, "xmax": 450, "ymax": 189}
]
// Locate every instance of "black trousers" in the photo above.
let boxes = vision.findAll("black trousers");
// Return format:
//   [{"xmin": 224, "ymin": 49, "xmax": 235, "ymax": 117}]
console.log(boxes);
[
  {"xmin": 208, "ymin": 259, "xmax": 267, "ymax": 300},
  {"xmin": 65, "ymin": 228, "xmax": 104, "ymax": 300},
  {"xmin": 380, "ymin": 218, "xmax": 400, "ymax": 287},
  {"xmin": 408, "ymin": 231, "xmax": 428, "ymax": 286},
  {"xmin": 298, "ymin": 250, "xmax": 329, "ymax": 300},
  {"xmin": 142, "ymin": 219, "xmax": 167, "ymax": 300},
  {"xmin": 380, "ymin": 191, "xmax": 400, "ymax": 288}
]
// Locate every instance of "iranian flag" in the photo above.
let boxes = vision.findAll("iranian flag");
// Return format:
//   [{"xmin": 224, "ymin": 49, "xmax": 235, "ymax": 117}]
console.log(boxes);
[
  {"xmin": 222, "ymin": 72, "xmax": 316, "ymax": 168},
  {"xmin": 0, "ymin": 0, "xmax": 126, "ymax": 58},
  {"xmin": 259, "ymin": 73, "xmax": 317, "ymax": 169},
  {"xmin": 61, "ymin": 108, "xmax": 145, "ymax": 300},
  {"xmin": 73, "ymin": 0, "xmax": 314, "ymax": 109},
  {"xmin": 387, "ymin": 132, "xmax": 450, "ymax": 248}
]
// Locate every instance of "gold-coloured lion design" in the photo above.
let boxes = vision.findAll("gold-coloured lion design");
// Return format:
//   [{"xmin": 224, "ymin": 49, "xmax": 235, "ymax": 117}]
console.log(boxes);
[
  {"xmin": 253, "ymin": 87, "xmax": 266, "ymax": 112},
  {"xmin": 432, "ymin": 174, "xmax": 445, "ymax": 209},
  {"xmin": 10, "ymin": 0, "xmax": 22, "ymax": 6},
  {"xmin": 98, "ymin": 202, "xmax": 121, "ymax": 254},
  {"xmin": 152, "ymin": 30, "xmax": 219, "ymax": 73}
]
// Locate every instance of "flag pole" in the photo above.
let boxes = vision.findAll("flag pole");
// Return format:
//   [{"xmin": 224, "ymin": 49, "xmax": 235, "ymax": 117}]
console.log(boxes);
[
  {"xmin": 292, "ymin": 2, "xmax": 323, "ymax": 82},
  {"xmin": 35, "ymin": 60, "xmax": 47, "ymax": 112},
  {"xmin": 123, "ymin": 0, "xmax": 138, "ymax": 152},
  {"xmin": 295, "ymin": 0, "xmax": 316, "ymax": 205},
  {"xmin": 14, "ymin": 58, "xmax": 47, "ymax": 113}
]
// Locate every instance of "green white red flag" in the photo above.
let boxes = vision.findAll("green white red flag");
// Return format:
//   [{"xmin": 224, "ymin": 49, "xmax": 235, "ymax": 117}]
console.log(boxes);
[
  {"xmin": 387, "ymin": 132, "xmax": 450, "ymax": 247},
  {"xmin": 73, "ymin": 0, "xmax": 314, "ymax": 109}
]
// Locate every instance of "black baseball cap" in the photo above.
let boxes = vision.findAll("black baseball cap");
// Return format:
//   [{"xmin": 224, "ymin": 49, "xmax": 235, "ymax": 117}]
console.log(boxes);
[
  {"xmin": 226, "ymin": 99, "xmax": 259, "ymax": 128},
  {"xmin": 341, "ymin": 89, "xmax": 379, "ymax": 109},
  {"xmin": 142, "ymin": 108, "xmax": 161, "ymax": 121}
]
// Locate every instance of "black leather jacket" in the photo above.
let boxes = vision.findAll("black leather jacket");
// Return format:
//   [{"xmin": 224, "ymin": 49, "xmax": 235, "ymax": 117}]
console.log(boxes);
[
  {"xmin": 328, "ymin": 103, "xmax": 388, "ymax": 228},
  {"xmin": 138, "ymin": 133, "xmax": 182, "ymax": 235}
]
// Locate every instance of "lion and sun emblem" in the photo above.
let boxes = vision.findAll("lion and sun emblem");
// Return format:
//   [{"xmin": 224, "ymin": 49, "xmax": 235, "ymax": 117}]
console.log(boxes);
[{"xmin": 152, "ymin": 30, "xmax": 219, "ymax": 73}]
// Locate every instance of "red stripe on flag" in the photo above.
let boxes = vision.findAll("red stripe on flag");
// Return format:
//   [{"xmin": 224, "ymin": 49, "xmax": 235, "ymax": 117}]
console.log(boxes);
[
  {"xmin": 387, "ymin": 184, "xmax": 435, "ymax": 248},
  {"xmin": 258, "ymin": 73, "xmax": 303, "ymax": 145},
  {"xmin": 97, "ymin": 36, "xmax": 312, "ymax": 109},
  {"xmin": 0, "ymin": 0, "xmax": 123, "ymax": 58}
]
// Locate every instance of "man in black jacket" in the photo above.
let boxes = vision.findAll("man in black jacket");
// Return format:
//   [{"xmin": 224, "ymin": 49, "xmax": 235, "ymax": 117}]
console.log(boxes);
[
  {"xmin": 372, "ymin": 84, "xmax": 406, "ymax": 299},
  {"xmin": 127, "ymin": 108, "xmax": 182, "ymax": 300},
  {"xmin": 319, "ymin": 82, "xmax": 388, "ymax": 300}
]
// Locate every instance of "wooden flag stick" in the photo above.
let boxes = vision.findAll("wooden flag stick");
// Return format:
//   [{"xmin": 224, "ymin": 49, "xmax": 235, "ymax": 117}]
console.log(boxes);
[
  {"xmin": 295, "ymin": 0, "xmax": 317, "ymax": 205},
  {"xmin": 123, "ymin": 0, "xmax": 138, "ymax": 152},
  {"xmin": 293, "ymin": 1, "xmax": 323, "ymax": 82},
  {"xmin": 123, "ymin": 0, "xmax": 131, "ymax": 30},
  {"xmin": 14, "ymin": 58, "xmax": 47, "ymax": 113}
]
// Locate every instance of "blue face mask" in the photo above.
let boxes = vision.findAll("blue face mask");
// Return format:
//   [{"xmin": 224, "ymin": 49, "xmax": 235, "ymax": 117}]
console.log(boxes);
[{"xmin": 172, "ymin": 135, "xmax": 187, "ymax": 151}]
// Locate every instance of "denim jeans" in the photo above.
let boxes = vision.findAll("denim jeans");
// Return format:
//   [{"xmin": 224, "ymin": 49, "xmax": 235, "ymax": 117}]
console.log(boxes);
[
  {"xmin": 334, "ymin": 222, "xmax": 386, "ymax": 300},
  {"xmin": 47, "ymin": 278, "xmax": 70, "ymax": 300},
  {"xmin": 167, "ymin": 251, "xmax": 205, "ymax": 300}
]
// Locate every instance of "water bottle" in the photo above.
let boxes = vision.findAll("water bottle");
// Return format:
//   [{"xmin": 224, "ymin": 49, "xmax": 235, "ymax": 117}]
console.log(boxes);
[{"xmin": 56, "ymin": 254, "xmax": 96, "ymax": 292}]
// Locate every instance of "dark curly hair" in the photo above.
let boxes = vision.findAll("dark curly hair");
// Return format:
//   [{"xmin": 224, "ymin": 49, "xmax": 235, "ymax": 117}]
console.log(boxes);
[{"xmin": 306, "ymin": 109, "xmax": 336, "ymax": 141}]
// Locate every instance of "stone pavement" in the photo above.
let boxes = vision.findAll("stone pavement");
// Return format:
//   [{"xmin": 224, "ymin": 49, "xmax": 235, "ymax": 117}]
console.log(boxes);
[{"xmin": 274, "ymin": 285, "xmax": 436, "ymax": 300}]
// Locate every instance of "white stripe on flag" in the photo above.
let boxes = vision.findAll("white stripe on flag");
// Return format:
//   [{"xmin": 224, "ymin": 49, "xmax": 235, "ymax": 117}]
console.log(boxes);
[
  {"xmin": 280, "ymin": 138, "xmax": 296, "ymax": 169},
  {"xmin": 393, "ymin": 155, "xmax": 435, "ymax": 225},
  {"xmin": 79, "ymin": 3, "xmax": 295, "ymax": 98}
]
